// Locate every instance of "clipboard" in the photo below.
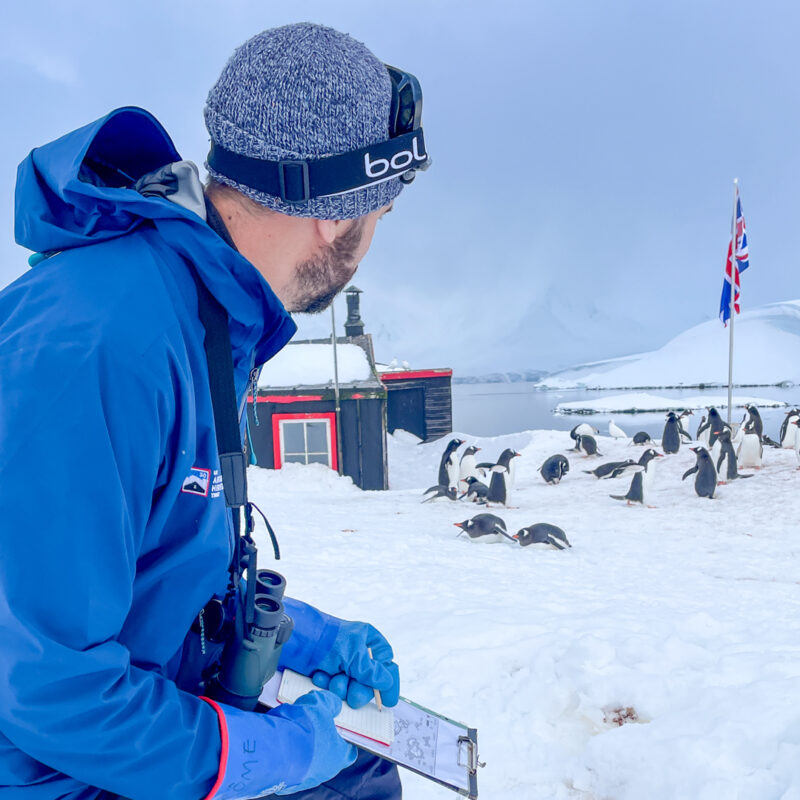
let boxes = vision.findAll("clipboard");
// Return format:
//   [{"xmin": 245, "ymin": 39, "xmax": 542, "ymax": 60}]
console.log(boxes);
[{"xmin": 259, "ymin": 670, "xmax": 481, "ymax": 798}]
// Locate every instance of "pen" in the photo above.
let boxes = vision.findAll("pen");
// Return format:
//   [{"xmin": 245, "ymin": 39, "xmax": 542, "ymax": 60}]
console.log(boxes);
[{"xmin": 367, "ymin": 647, "xmax": 383, "ymax": 711}]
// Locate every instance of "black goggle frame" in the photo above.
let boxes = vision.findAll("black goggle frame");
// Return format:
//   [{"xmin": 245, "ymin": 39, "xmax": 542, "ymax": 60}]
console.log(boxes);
[{"xmin": 207, "ymin": 64, "xmax": 429, "ymax": 205}]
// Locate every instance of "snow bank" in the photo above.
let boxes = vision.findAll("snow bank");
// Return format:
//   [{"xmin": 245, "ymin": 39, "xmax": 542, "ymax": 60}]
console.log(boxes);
[
  {"xmin": 258, "ymin": 342, "xmax": 373, "ymax": 387},
  {"xmin": 537, "ymin": 300, "xmax": 800, "ymax": 389},
  {"xmin": 555, "ymin": 392, "xmax": 788, "ymax": 415},
  {"xmin": 246, "ymin": 428, "xmax": 800, "ymax": 799}
]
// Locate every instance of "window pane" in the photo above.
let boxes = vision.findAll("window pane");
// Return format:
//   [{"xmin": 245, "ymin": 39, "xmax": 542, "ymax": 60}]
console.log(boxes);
[
  {"xmin": 282, "ymin": 422, "xmax": 306, "ymax": 454},
  {"xmin": 307, "ymin": 453, "xmax": 330, "ymax": 466},
  {"xmin": 305, "ymin": 421, "xmax": 329, "ymax": 454},
  {"xmin": 284, "ymin": 454, "xmax": 306, "ymax": 464}
]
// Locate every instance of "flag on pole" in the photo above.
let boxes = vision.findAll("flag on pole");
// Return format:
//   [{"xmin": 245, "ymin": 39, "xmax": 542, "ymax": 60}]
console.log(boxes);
[{"xmin": 719, "ymin": 186, "xmax": 750, "ymax": 325}]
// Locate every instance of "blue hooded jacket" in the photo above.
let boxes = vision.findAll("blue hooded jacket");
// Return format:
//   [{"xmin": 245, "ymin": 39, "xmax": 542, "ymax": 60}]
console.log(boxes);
[{"xmin": 0, "ymin": 108, "xmax": 339, "ymax": 799}]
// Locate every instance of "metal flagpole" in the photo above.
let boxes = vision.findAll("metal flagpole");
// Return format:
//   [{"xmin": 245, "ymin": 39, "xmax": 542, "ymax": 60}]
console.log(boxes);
[
  {"xmin": 330, "ymin": 303, "xmax": 344, "ymax": 474},
  {"xmin": 726, "ymin": 178, "xmax": 738, "ymax": 425}
]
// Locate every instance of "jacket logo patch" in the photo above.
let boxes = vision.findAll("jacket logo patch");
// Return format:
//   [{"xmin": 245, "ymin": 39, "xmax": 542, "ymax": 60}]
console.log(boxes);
[{"xmin": 181, "ymin": 467, "xmax": 211, "ymax": 497}]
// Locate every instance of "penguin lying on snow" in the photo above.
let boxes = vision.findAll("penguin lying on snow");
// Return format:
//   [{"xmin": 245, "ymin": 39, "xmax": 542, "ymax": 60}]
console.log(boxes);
[
  {"xmin": 573, "ymin": 434, "xmax": 602, "ymax": 457},
  {"xmin": 513, "ymin": 524, "xmax": 571, "ymax": 550},
  {"xmin": 454, "ymin": 513, "xmax": 515, "ymax": 543},
  {"xmin": 610, "ymin": 448, "xmax": 662, "ymax": 506},
  {"xmin": 631, "ymin": 431, "xmax": 652, "ymax": 446},
  {"xmin": 715, "ymin": 429, "xmax": 754, "ymax": 484},
  {"xmin": 583, "ymin": 459, "xmax": 637, "ymax": 479},
  {"xmin": 438, "ymin": 438, "xmax": 464, "ymax": 490},
  {"xmin": 421, "ymin": 485, "xmax": 457, "ymax": 503},
  {"xmin": 682, "ymin": 447, "xmax": 717, "ymax": 499},
  {"xmin": 539, "ymin": 454, "xmax": 569, "ymax": 484},
  {"xmin": 460, "ymin": 476, "xmax": 489, "ymax": 504}
]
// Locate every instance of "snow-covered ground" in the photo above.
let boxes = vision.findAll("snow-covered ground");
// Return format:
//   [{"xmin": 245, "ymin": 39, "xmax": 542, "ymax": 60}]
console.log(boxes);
[
  {"xmin": 555, "ymin": 392, "xmax": 787, "ymax": 415},
  {"xmin": 248, "ymin": 429, "xmax": 800, "ymax": 799},
  {"xmin": 538, "ymin": 300, "xmax": 800, "ymax": 389}
]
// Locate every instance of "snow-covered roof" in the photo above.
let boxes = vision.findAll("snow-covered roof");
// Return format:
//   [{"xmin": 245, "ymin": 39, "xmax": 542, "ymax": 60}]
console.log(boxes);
[{"xmin": 258, "ymin": 342, "xmax": 374, "ymax": 388}]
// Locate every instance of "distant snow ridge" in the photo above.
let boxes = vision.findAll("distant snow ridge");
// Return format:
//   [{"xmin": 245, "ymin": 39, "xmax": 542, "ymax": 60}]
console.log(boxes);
[
  {"xmin": 537, "ymin": 300, "xmax": 800, "ymax": 389},
  {"xmin": 556, "ymin": 393, "xmax": 788, "ymax": 415}
]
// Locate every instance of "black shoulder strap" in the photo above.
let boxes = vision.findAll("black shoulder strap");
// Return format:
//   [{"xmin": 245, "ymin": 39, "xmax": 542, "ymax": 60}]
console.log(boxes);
[{"xmin": 192, "ymin": 272, "xmax": 248, "ymax": 511}]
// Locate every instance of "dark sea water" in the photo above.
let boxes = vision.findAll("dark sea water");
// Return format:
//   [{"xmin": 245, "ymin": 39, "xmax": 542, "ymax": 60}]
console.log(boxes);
[{"xmin": 451, "ymin": 383, "xmax": 800, "ymax": 440}]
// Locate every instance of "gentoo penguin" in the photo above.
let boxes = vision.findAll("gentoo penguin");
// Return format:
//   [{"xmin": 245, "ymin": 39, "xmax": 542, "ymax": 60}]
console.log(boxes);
[
  {"xmin": 501, "ymin": 447, "xmax": 521, "ymax": 488},
  {"xmin": 438, "ymin": 438, "xmax": 464, "ymax": 490},
  {"xmin": 608, "ymin": 420, "xmax": 627, "ymax": 439},
  {"xmin": 570, "ymin": 423, "xmax": 598, "ymax": 441},
  {"xmin": 610, "ymin": 448, "xmax": 662, "ymax": 506},
  {"xmin": 662, "ymin": 412, "xmax": 682, "ymax": 454},
  {"xmin": 737, "ymin": 423, "xmax": 763, "ymax": 469},
  {"xmin": 695, "ymin": 415, "xmax": 710, "ymax": 446},
  {"xmin": 460, "ymin": 476, "xmax": 489, "ymax": 504},
  {"xmin": 454, "ymin": 513, "xmax": 515, "ymax": 543},
  {"xmin": 457, "ymin": 445, "xmax": 481, "ymax": 493},
  {"xmin": 715, "ymin": 429, "xmax": 753, "ymax": 484},
  {"xmin": 487, "ymin": 449, "xmax": 521, "ymax": 506},
  {"xmin": 583, "ymin": 459, "xmax": 637, "ymax": 479},
  {"xmin": 513, "ymin": 524, "xmax": 571, "ymax": 550},
  {"xmin": 743, "ymin": 404, "xmax": 764, "ymax": 440},
  {"xmin": 421, "ymin": 484, "xmax": 457, "ymax": 503},
  {"xmin": 677, "ymin": 409, "xmax": 694, "ymax": 441},
  {"xmin": 780, "ymin": 408, "xmax": 800, "ymax": 449},
  {"xmin": 631, "ymin": 431, "xmax": 652, "ymax": 446},
  {"xmin": 573, "ymin": 434, "xmax": 602, "ymax": 457},
  {"xmin": 792, "ymin": 419, "xmax": 800, "ymax": 468},
  {"xmin": 682, "ymin": 447, "xmax": 717, "ymax": 498},
  {"xmin": 539, "ymin": 454, "xmax": 569, "ymax": 485},
  {"xmin": 706, "ymin": 407, "xmax": 727, "ymax": 448}
]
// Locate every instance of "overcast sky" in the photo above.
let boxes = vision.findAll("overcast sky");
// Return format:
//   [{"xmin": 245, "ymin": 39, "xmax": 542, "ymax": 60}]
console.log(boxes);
[{"xmin": 2, "ymin": 0, "xmax": 797, "ymax": 375}]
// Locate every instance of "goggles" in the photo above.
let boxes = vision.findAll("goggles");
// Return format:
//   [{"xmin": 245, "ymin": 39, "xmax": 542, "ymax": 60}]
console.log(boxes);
[{"xmin": 207, "ymin": 64, "xmax": 429, "ymax": 205}]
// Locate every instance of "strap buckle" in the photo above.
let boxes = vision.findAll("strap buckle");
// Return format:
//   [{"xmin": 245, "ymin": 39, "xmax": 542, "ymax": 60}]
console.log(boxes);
[{"xmin": 278, "ymin": 160, "xmax": 311, "ymax": 203}]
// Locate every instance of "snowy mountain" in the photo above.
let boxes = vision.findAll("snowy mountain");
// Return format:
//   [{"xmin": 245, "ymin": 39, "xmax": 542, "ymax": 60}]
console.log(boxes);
[{"xmin": 536, "ymin": 300, "xmax": 800, "ymax": 389}]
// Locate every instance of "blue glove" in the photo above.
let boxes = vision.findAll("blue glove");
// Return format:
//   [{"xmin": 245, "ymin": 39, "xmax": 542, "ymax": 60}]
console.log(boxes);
[
  {"xmin": 310, "ymin": 622, "xmax": 400, "ymax": 710},
  {"xmin": 203, "ymin": 691, "xmax": 357, "ymax": 800},
  {"xmin": 279, "ymin": 599, "xmax": 400, "ymax": 710}
]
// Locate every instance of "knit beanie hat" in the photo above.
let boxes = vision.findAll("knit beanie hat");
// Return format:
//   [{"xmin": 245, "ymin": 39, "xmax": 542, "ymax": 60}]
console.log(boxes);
[{"xmin": 205, "ymin": 22, "xmax": 405, "ymax": 220}]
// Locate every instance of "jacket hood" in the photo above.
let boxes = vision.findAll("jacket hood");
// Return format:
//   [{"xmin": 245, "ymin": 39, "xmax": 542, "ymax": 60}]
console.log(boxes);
[{"xmin": 15, "ymin": 106, "xmax": 296, "ymax": 365}]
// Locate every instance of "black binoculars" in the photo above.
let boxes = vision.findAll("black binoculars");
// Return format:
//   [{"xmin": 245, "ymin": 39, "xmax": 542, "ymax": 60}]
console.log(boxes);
[{"xmin": 207, "ymin": 569, "xmax": 294, "ymax": 710}]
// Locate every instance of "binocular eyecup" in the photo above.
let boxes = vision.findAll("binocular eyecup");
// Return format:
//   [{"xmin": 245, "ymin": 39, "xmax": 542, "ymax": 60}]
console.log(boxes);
[{"xmin": 207, "ymin": 569, "xmax": 293, "ymax": 710}]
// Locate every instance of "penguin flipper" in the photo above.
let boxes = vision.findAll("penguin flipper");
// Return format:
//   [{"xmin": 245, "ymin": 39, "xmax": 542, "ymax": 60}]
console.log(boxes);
[{"xmin": 682, "ymin": 466, "xmax": 698, "ymax": 481}]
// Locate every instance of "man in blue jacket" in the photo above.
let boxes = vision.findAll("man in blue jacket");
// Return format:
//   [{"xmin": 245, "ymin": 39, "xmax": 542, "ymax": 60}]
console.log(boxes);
[{"xmin": 0, "ymin": 22, "xmax": 428, "ymax": 800}]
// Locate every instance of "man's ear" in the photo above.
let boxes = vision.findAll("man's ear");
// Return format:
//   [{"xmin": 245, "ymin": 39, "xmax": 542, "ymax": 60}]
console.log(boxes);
[{"xmin": 315, "ymin": 218, "xmax": 343, "ymax": 246}]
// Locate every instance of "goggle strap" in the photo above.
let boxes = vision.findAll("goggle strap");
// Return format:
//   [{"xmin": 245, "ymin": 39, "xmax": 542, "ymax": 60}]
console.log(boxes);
[{"xmin": 207, "ymin": 129, "xmax": 427, "ymax": 205}]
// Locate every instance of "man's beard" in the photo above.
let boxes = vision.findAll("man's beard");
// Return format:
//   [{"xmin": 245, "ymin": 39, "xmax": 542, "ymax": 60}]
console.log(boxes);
[{"xmin": 291, "ymin": 218, "xmax": 366, "ymax": 314}]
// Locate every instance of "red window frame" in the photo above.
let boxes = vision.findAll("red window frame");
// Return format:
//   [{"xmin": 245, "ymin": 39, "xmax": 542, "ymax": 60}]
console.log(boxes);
[{"xmin": 272, "ymin": 412, "xmax": 338, "ymax": 471}]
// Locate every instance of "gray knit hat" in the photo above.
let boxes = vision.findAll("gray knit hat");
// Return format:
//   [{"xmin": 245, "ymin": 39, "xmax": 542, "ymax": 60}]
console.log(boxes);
[{"xmin": 205, "ymin": 22, "xmax": 405, "ymax": 219}]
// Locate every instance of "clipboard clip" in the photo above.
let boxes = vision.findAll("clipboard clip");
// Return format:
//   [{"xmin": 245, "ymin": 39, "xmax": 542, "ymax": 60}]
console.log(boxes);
[{"xmin": 457, "ymin": 735, "xmax": 485, "ymax": 773}]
